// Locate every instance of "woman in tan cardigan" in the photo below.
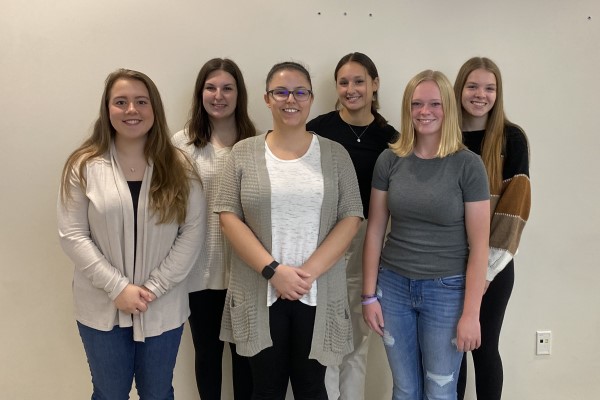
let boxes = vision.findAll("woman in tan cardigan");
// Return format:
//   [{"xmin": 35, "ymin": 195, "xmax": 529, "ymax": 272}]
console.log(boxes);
[
  {"xmin": 215, "ymin": 61, "xmax": 363, "ymax": 400},
  {"xmin": 58, "ymin": 69, "xmax": 206, "ymax": 399}
]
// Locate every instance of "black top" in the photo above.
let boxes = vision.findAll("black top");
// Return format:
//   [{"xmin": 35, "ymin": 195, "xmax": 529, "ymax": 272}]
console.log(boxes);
[
  {"xmin": 127, "ymin": 180, "xmax": 143, "ymax": 264},
  {"xmin": 463, "ymin": 124, "xmax": 529, "ymax": 181},
  {"xmin": 307, "ymin": 110, "xmax": 397, "ymax": 217}
]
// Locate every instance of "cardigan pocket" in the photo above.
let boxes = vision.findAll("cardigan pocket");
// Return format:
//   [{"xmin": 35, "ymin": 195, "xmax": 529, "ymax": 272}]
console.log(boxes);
[
  {"xmin": 324, "ymin": 306, "xmax": 352, "ymax": 353},
  {"xmin": 229, "ymin": 297, "xmax": 258, "ymax": 343}
]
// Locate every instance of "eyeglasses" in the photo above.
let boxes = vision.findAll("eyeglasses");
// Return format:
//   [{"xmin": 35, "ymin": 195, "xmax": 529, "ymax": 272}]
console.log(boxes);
[{"xmin": 267, "ymin": 88, "xmax": 313, "ymax": 102}]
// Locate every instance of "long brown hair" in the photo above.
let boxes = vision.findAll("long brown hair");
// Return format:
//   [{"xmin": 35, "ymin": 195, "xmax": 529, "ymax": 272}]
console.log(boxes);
[
  {"xmin": 390, "ymin": 70, "xmax": 463, "ymax": 158},
  {"xmin": 334, "ymin": 52, "xmax": 388, "ymax": 128},
  {"xmin": 186, "ymin": 58, "xmax": 255, "ymax": 147},
  {"xmin": 454, "ymin": 57, "xmax": 524, "ymax": 193},
  {"xmin": 60, "ymin": 68, "xmax": 196, "ymax": 224}
]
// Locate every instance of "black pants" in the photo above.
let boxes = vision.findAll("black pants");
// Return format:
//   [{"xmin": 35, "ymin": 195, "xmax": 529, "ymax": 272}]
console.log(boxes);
[
  {"xmin": 457, "ymin": 261, "xmax": 515, "ymax": 400},
  {"xmin": 188, "ymin": 289, "xmax": 253, "ymax": 400},
  {"xmin": 249, "ymin": 299, "xmax": 327, "ymax": 400}
]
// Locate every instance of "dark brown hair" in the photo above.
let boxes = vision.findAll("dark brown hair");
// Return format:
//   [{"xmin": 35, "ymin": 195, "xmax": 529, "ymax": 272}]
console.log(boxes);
[
  {"xmin": 186, "ymin": 58, "xmax": 255, "ymax": 147},
  {"xmin": 266, "ymin": 61, "xmax": 312, "ymax": 91},
  {"xmin": 334, "ymin": 52, "xmax": 388, "ymax": 127}
]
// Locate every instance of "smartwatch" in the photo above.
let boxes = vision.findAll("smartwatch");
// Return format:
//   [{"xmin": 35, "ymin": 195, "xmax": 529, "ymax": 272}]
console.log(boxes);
[{"xmin": 261, "ymin": 260, "xmax": 279, "ymax": 280}]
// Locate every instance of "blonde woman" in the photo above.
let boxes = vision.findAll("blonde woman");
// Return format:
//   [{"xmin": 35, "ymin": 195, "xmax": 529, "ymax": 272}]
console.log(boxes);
[{"xmin": 362, "ymin": 70, "xmax": 490, "ymax": 399}]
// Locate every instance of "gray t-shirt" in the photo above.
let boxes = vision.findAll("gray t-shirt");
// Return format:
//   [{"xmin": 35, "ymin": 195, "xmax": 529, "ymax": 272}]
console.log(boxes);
[{"xmin": 372, "ymin": 149, "xmax": 489, "ymax": 279}]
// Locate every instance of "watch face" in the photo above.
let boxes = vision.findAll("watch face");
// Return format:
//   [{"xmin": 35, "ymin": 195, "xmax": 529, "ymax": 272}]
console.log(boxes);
[{"xmin": 262, "ymin": 265, "xmax": 275, "ymax": 279}]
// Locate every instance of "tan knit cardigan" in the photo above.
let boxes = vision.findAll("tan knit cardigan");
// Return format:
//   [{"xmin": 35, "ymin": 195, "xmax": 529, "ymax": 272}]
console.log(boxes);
[{"xmin": 214, "ymin": 133, "xmax": 363, "ymax": 366}]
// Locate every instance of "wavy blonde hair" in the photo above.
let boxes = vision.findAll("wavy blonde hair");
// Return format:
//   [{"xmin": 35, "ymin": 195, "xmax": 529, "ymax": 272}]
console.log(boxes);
[
  {"xmin": 60, "ymin": 69, "xmax": 197, "ymax": 224},
  {"xmin": 390, "ymin": 70, "xmax": 463, "ymax": 158}
]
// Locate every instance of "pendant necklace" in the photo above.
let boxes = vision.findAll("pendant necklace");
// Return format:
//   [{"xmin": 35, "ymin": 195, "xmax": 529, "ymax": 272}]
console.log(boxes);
[{"xmin": 347, "ymin": 122, "xmax": 371, "ymax": 142}]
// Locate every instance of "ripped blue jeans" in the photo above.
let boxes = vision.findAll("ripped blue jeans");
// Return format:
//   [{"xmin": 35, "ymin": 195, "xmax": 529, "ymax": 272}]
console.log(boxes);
[{"xmin": 377, "ymin": 267, "xmax": 465, "ymax": 400}]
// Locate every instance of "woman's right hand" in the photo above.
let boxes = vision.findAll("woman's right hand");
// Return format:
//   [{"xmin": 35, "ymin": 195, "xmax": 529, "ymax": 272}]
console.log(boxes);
[
  {"xmin": 363, "ymin": 300, "xmax": 385, "ymax": 337},
  {"xmin": 270, "ymin": 265, "xmax": 312, "ymax": 300},
  {"xmin": 114, "ymin": 284, "xmax": 154, "ymax": 314}
]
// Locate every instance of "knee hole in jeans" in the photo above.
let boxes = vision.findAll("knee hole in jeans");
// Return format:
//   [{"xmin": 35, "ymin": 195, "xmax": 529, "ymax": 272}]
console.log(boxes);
[{"xmin": 425, "ymin": 370, "xmax": 455, "ymax": 387}]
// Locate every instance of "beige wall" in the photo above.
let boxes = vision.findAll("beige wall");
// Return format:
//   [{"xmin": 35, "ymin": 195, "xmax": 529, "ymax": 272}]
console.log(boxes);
[{"xmin": 1, "ymin": 0, "xmax": 599, "ymax": 398}]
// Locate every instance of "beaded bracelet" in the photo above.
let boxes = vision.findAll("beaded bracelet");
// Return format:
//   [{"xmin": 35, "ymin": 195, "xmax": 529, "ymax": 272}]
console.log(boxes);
[
  {"xmin": 360, "ymin": 293, "xmax": 377, "ymax": 299},
  {"xmin": 361, "ymin": 297, "xmax": 378, "ymax": 306}
]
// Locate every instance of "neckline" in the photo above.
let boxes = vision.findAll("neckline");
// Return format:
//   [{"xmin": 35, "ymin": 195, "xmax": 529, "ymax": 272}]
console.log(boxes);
[
  {"xmin": 338, "ymin": 109, "xmax": 374, "ymax": 127},
  {"xmin": 265, "ymin": 134, "xmax": 316, "ymax": 162}
]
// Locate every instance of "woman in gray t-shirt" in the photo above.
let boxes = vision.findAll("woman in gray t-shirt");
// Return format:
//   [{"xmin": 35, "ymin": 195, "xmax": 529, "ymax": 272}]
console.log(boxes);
[{"xmin": 362, "ymin": 70, "xmax": 490, "ymax": 399}]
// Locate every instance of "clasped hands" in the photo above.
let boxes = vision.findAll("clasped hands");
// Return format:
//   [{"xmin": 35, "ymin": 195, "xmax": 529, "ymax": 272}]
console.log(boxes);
[
  {"xmin": 270, "ymin": 264, "xmax": 314, "ymax": 300},
  {"xmin": 114, "ymin": 284, "xmax": 157, "ymax": 315}
]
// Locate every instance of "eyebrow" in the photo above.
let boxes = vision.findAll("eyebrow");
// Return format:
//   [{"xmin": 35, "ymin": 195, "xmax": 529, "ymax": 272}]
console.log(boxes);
[
  {"xmin": 412, "ymin": 98, "xmax": 442, "ymax": 102},
  {"xmin": 112, "ymin": 95, "xmax": 150, "ymax": 100},
  {"xmin": 467, "ymin": 81, "xmax": 496, "ymax": 86},
  {"xmin": 271, "ymin": 86, "xmax": 310, "ymax": 90}
]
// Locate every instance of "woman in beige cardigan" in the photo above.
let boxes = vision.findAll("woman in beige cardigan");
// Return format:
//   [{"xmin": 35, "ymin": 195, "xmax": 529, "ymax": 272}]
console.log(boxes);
[{"xmin": 58, "ymin": 69, "xmax": 206, "ymax": 400}]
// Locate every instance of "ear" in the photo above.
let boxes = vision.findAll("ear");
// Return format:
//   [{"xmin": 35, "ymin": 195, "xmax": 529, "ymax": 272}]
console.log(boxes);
[
  {"xmin": 264, "ymin": 93, "xmax": 271, "ymax": 108},
  {"xmin": 372, "ymin": 77, "xmax": 380, "ymax": 93}
]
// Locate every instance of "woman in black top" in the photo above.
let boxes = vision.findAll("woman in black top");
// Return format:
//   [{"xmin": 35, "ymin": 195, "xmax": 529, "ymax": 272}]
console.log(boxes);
[
  {"xmin": 454, "ymin": 57, "xmax": 531, "ymax": 400},
  {"xmin": 307, "ymin": 52, "xmax": 396, "ymax": 400}
]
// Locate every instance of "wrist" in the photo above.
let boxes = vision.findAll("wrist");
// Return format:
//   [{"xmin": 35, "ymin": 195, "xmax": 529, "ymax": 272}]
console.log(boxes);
[
  {"xmin": 261, "ymin": 260, "xmax": 279, "ymax": 280},
  {"xmin": 361, "ymin": 297, "xmax": 379, "ymax": 306}
]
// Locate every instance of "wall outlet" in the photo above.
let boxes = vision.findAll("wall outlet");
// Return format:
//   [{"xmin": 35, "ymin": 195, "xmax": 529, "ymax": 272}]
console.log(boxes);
[{"xmin": 536, "ymin": 330, "xmax": 552, "ymax": 355}]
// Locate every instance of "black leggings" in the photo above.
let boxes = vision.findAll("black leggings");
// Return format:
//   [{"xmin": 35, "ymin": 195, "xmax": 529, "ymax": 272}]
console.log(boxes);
[
  {"xmin": 457, "ymin": 261, "xmax": 515, "ymax": 400},
  {"xmin": 249, "ymin": 299, "xmax": 327, "ymax": 400},
  {"xmin": 188, "ymin": 289, "xmax": 253, "ymax": 400}
]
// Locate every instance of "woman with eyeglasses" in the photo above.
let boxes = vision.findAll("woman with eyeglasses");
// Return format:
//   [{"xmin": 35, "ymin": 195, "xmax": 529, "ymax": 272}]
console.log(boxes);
[
  {"xmin": 215, "ymin": 61, "xmax": 363, "ymax": 399},
  {"xmin": 172, "ymin": 58, "xmax": 255, "ymax": 400},
  {"xmin": 307, "ymin": 52, "xmax": 397, "ymax": 400},
  {"xmin": 363, "ymin": 70, "xmax": 490, "ymax": 399},
  {"xmin": 454, "ymin": 57, "xmax": 531, "ymax": 400}
]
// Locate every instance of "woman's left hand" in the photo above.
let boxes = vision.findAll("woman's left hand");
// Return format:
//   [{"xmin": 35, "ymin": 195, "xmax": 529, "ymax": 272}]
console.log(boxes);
[
  {"xmin": 114, "ymin": 284, "xmax": 155, "ymax": 314},
  {"xmin": 455, "ymin": 314, "xmax": 481, "ymax": 352},
  {"xmin": 271, "ymin": 265, "xmax": 312, "ymax": 300}
]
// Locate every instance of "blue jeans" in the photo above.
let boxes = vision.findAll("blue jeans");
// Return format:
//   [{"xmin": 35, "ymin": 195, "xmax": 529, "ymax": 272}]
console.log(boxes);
[
  {"xmin": 77, "ymin": 322, "xmax": 184, "ymax": 400},
  {"xmin": 377, "ymin": 268, "xmax": 465, "ymax": 400}
]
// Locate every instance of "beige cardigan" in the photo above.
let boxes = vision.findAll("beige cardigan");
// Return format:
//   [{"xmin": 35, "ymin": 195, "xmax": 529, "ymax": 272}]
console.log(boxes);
[
  {"xmin": 57, "ymin": 145, "xmax": 206, "ymax": 341},
  {"xmin": 172, "ymin": 129, "xmax": 233, "ymax": 292}
]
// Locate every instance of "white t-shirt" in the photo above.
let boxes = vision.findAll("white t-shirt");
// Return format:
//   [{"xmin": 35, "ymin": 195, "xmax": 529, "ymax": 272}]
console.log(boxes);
[{"xmin": 265, "ymin": 135, "xmax": 324, "ymax": 306}]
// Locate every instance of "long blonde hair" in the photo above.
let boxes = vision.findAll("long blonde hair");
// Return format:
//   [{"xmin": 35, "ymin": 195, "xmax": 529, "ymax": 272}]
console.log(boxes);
[
  {"xmin": 454, "ymin": 57, "xmax": 524, "ymax": 193},
  {"xmin": 390, "ymin": 70, "xmax": 463, "ymax": 158},
  {"xmin": 60, "ymin": 69, "xmax": 197, "ymax": 224}
]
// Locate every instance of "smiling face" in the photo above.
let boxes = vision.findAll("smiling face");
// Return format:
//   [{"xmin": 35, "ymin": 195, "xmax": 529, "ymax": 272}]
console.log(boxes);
[
  {"xmin": 336, "ymin": 61, "xmax": 379, "ymax": 113},
  {"xmin": 264, "ymin": 68, "xmax": 313, "ymax": 129},
  {"xmin": 202, "ymin": 69, "xmax": 238, "ymax": 121},
  {"xmin": 109, "ymin": 78, "xmax": 154, "ymax": 141},
  {"xmin": 411, "ymin": 80, "xmax": 444, "ymax": 137},
  {"xmin": 461, "ymin": 68, "xmax": 497, "ymax": 120}
]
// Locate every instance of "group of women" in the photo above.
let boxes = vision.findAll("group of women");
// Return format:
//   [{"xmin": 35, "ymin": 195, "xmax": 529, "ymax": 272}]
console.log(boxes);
[{"xmin": 57, "ymin": 53, "xmax": 530, "ymax": 400}]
